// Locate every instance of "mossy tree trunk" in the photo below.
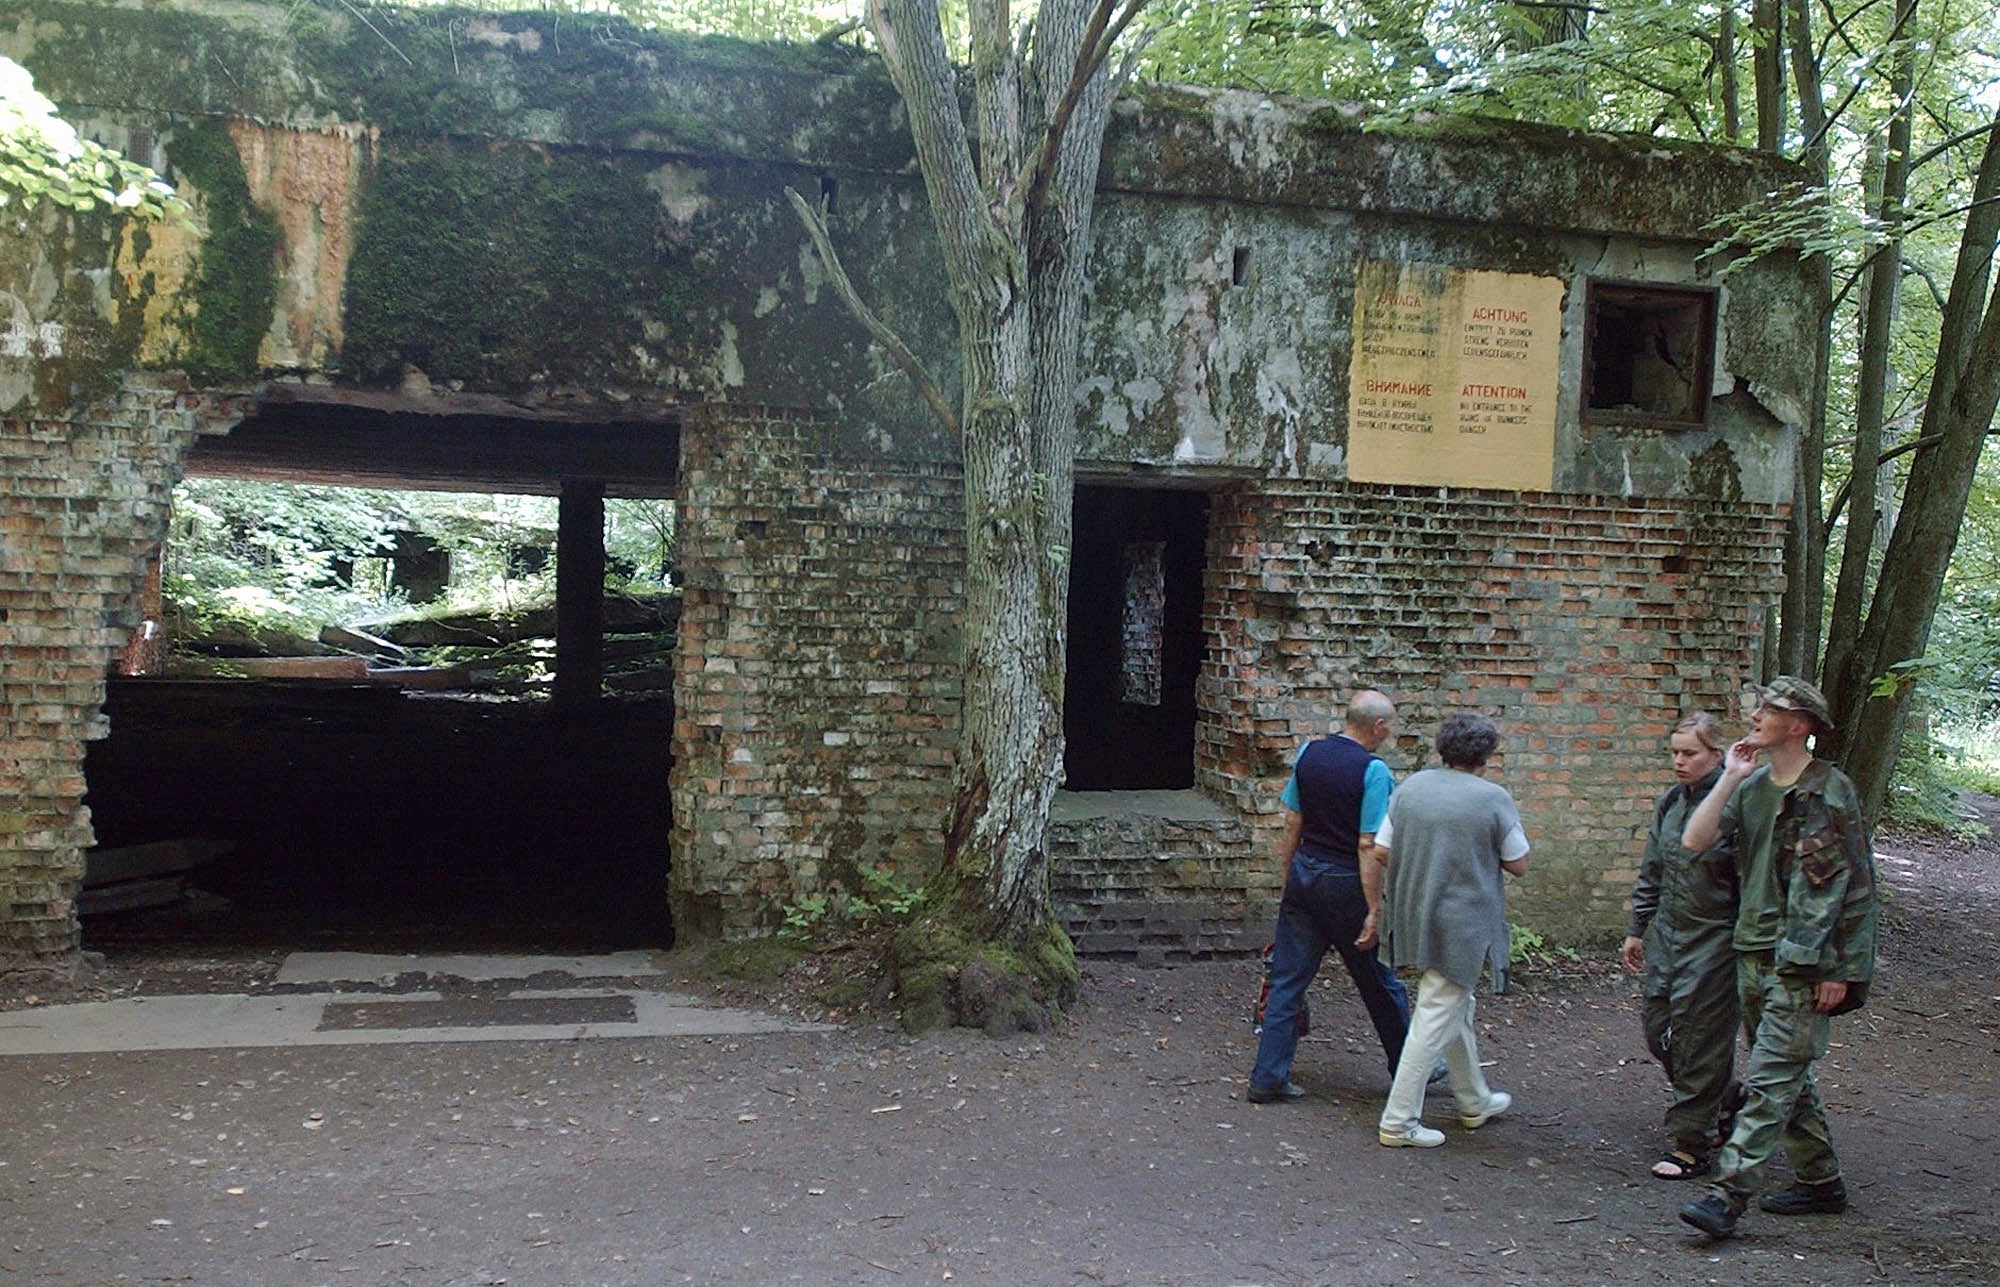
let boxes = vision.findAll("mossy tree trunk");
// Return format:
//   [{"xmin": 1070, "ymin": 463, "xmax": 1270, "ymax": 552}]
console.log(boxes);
[{"xmin": 840, "ymin": 0, "xmax": 1141, "ymax": 1031}]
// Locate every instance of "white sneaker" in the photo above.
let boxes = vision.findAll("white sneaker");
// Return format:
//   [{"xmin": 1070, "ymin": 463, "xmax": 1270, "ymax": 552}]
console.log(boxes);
[
  {"xmin": 1378, "ymin": 1121, "xmax": 1446, "ymax": 1148},
  {"xmin": 1458, "ymin": 1090, "xmax": 1512, "ymax": 1129}
]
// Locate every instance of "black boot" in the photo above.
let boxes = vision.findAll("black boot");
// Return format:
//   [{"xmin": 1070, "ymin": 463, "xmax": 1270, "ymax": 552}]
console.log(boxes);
[
  {"xmin": 1759, "ymin": 1177, "xmax": 1848, "ymax": 1215},
  {"xmin": 1678, "ymin": 1192, "xmax": 1743, "ymax": 1239}
]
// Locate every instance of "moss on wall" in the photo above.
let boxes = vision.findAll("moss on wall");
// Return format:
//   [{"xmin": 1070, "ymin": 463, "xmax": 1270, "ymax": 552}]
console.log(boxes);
[
  {"xmin": 0, "ymin": 205, "xmax": 153, "ymax": 413},
  {"xmin": 297, "ymin": 6, "xmax": 902, "ymax": 162},
  {"xmin": 1, "ymin": 2, "xmax": 304, "ymax": 121},
  {"xmin": 159, "ymin": 121, "xmax": 279, "ymax": 385},
  {"xmin": 342, "ymin": 141, "xmax": 688, "ymax": 389}
]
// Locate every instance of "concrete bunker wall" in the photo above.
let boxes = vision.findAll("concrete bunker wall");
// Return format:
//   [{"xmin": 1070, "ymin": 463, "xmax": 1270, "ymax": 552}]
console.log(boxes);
[{"xmin": 0, "ymin": 2, "xmax": 1825, "ymax": 967}]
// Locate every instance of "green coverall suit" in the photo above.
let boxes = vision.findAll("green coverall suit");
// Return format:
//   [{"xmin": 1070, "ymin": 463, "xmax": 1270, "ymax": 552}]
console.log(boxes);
[{"xmin": 1629, "ymin": 766, "xmax": 1738, "ymax": 1159}]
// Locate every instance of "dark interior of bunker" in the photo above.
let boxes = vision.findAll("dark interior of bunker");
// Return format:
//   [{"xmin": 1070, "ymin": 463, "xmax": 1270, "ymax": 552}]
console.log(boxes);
[{"xmin": 77, "ymin": 401, "xmax": 681, "ymax": 952}]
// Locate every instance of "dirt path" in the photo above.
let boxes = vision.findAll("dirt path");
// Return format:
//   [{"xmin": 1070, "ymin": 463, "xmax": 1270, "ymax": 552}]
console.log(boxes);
[{"xmin": 1, "ymin": 801, "xmax": 1995, "ymax": 1284}]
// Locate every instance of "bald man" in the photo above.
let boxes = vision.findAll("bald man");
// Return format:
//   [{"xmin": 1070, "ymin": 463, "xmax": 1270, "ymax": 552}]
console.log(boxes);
[{"xmin": 1246, "ymin": 690, "xmax": 1418, "ymax": 1103}]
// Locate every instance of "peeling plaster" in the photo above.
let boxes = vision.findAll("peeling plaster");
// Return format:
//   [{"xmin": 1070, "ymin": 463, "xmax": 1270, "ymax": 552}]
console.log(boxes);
[
  {"xmin": 231, "ymin": 121, "xmax": 368, "ymax": 370},
  {"xmin": 1254, "ymin": 346, "xmax": 1304, "ymax": 464},
  {"xmin": 646, "ymin": 163, "xmax": 709, "ymax": 226},
  {"xmin": 464, "ymin": 17, "xmax": 542, "ymax": 51},
  {"xmin": 716, "ymin": 320, "xmax": 745, "ymax": 388},
  {"xmin": 798, "ymin": 240, "xmax": 826, "ymax": 305},
  {"xmin": 1167, "ymin": 255, "xmax": 1226, "ymax": 464}
]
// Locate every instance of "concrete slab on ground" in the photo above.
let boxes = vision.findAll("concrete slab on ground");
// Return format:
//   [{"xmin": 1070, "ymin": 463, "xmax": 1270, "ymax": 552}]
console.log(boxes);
[
  {"xmin": 273, "ymin": 949, "xmax": 670, "ymax": 985},
  {"xmin": 0, "ymin": 987, "xmax": 824, "ymax": 1055}
]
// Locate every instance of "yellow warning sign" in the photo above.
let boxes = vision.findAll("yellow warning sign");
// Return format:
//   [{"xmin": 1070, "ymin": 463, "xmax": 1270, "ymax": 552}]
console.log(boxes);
[{"xmin": 1347, "ymin": 260, "xmax": 1564, "ymax": 491}]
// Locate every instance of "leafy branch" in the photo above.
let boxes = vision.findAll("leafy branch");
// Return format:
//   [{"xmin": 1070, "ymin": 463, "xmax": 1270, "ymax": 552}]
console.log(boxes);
[{"xmin": 0, "ymin": 57, "xmax": 180, "ymax": 218}]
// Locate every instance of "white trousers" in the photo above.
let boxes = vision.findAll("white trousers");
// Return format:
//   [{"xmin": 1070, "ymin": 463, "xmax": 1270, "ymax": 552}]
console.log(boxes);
[{"xmin": 1379, "ymin": 968, "xmax": 1495, "ymax": 1131}]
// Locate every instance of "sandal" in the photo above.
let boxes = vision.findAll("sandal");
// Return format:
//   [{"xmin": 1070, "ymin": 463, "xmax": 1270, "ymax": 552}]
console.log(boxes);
[
  {"xmin": 1711, "ymin": 1081, "xmax": 1748, "ymax": 1150},
  {"xmin": 1651, "ymin": 1149, "xmax": 1712, "ymax": 1180}
]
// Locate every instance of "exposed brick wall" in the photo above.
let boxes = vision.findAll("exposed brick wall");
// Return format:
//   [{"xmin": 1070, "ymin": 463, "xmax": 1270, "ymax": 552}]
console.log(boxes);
[
  {"xmin": 670, "ymin": 423, "xmax": 1785, "ymax": 949},
  {"xmin": 0, "ymin": 375, "xmax": 236, "ymax": 972},
  {"xmin": 1049, "ymin": 796, "xmax": 1268, "ymax": 961},
  {"xmin": 1199, "ymin": 483, "xmax": 1787, "ymax": 943},
  {"xmin": 669, "ymin": 406, "xmax": 964, "ymax": 939}
]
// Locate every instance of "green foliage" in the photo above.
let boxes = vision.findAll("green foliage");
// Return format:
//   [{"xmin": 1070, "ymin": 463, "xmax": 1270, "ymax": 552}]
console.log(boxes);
[
  {"xmin": 0, "ymin": 56, "xmax": 179, "ymax": 217},
  {"xmin": 164, "ymin": 481, "xmax": 646, "ymax": 645},
  {"xmin": 166, "ymin": 480, "xmax": 401, "ymax": 644},
  {"xmin": 1508, "ymin": 921, "xmax": 1581, "ymax": 969},
  {"xmin": 1885, "ymin": 733, "xmax": 1989, "ymax": 839},
  {"xmin": 780, "ymin": 865, "xmax": 929, "ymax": 940}
]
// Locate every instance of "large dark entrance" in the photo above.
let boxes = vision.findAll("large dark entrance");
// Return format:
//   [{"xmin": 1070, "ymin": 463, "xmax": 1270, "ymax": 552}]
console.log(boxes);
[
  {"xmin": 78, "ymin": 391, "xmax": 682, "ymax": 951},
  {"xmin": 1063, "ymin": 484, "xmax": 1209, "ymax": 791}
]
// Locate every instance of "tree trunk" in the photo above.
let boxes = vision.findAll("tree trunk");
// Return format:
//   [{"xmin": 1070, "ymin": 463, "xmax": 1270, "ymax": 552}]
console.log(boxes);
[
  {"xmin": 861, "ymin": 0, "xmax": 1134, "ymax": 1031},
  {"xmin": 1718, "ymin": 2, "xmax": 1741, "ymax": 144},
  {"xmin": 1820, "ymin": 0, "xmax": 1916, "ymax": 760},
  {"xmin": 1775, "ymin": 0, "xmax": 1829, "ymax": 679},
  {"xmin": 1751, "ymin": 0, "xmax": 1784, "ymax": 153},
  {"xmin": 1833, "ymin": 102, "xmax": 2000, "ymax": 823}
]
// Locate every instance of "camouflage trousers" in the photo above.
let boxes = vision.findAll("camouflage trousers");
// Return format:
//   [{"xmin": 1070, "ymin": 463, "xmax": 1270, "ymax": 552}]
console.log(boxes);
[{"xmin": 1709, "ymin": 951, "xmax": 1841, "ymax": 1205}]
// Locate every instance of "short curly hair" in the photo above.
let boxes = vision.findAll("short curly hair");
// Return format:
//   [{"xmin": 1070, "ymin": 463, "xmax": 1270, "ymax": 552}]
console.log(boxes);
[{"xmin": 1436, "ymin": 712, "xmax": 1501, "ymax": 770}]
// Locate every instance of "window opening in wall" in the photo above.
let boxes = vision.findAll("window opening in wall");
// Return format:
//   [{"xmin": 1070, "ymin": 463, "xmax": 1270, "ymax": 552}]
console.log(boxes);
[
  {"xmin": 1584, "ymin": 281, "xmax": 1716, "ymax": 425},
  {"xmin": 1231, "ymin": 246, "xmax": 1251, "ymax": 287},
  {"xmin": 1064, "ymin": 485, "xmax": 1209, "ymax": 791},
  {"xmin": 1120, "ymin": 540, "xmax": 1166, "ymax": 705}
]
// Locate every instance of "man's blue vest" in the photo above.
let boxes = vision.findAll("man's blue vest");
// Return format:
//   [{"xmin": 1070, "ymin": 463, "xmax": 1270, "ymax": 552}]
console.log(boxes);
[{"xmin": 1295, "ymin": 735, "xmax": 1375, "ymax": 869}]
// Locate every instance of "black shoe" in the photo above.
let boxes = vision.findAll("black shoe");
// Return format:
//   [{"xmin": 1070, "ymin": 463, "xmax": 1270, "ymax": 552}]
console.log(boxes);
[
  {"xmin": 1246, "ymin": 1080, "xmax": 1307, "ymax": 1104},
  {"xmin": 1678, "ymin": 1193, "xmax": 1742, "ymax": 1239},
  {"xmin": 1759, "ymin": 1178, "xmax": 1848, "ymax": 1215}
]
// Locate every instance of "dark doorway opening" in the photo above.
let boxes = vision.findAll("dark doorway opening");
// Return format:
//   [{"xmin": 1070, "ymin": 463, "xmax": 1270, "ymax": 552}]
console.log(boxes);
[{"xmin": 1063, "ymin": 485, "xmax": 1209, "ymax": 791}]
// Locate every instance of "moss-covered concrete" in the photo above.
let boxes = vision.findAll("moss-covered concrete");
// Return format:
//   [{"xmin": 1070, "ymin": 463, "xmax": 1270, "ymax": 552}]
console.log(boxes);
[
  {"xmin": 0, "ymin": 204, "xmax": 151, "ymax": 414},
  {"xmin": 1, "ymin": 0, "xmax": 1819, "ymax": 493},
  {"xmin": 162, "ymin": 119, "xmax": 279, "ymax": 385},
  {"xmin": 341, "ymin": 141, "xmax": 691, "ymax": 388}
]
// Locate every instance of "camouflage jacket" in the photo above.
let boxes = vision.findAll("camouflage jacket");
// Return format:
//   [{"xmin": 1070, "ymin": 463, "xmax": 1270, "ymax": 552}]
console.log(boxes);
[{"xmin": 1761, "ymin": 759, "xmax": 1880, "ymax": 998}]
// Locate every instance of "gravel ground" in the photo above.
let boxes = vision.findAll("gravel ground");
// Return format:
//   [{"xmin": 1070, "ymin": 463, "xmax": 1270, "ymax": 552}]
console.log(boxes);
[{"xmin": 1, "ymin": 802, "xmax": 1994, "ymax": 1285}]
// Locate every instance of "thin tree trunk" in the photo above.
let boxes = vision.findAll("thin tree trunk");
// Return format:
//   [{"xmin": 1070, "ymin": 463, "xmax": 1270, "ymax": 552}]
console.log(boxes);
[
  {"xmin": 1752, "ymin": 0, "xmax": 1784, "ymax": 152},
  {"xmin": 1821, "ymin": 0, "xmax": 1916, "ymax": 760},
  {"xmin": 1719, "ymin": 2, "xmax": 1741, "ymax": 144},
  {"xmin": 1836, "ymin": 102, "xmax": 2000, "ymax": 823},
  {"xmin": 1776, "ymin": 0, "xmax": 1829, "ymax": 678}
]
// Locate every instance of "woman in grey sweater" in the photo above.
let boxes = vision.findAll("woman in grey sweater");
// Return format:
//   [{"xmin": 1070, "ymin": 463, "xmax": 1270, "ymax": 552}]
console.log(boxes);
[{"xmin": 1374, "ymin": 713, "xmax": 1530, "ymax": 1148}]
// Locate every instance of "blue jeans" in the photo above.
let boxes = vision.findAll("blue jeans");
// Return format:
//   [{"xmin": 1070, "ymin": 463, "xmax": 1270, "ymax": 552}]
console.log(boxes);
[{"xmin": 1250, "ymin": 856, "xmax": 1412, "ymax": 1091}]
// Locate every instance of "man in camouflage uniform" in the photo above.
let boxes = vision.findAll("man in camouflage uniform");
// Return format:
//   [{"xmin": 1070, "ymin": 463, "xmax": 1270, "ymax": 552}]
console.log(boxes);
[
  {"xmin": 1676, "ymin": 677, "xmax": 1879, "ymax": 1240},
  {"xmin": 1622, "ymin": 711, "xmax": 1740, "ymax": 1180}
]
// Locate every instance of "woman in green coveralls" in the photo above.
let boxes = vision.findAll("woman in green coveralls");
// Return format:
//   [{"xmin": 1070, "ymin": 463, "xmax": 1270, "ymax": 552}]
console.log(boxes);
[{"xmin": 1622, "ymin": 712, "xmax": 1743, "ymax": 1180}]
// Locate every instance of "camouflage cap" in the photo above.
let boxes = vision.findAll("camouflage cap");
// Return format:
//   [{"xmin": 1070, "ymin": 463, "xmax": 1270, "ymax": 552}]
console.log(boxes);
[{"xmin": 1760, "ymin": 675, "xmax": 1834, "ymax": 730}]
